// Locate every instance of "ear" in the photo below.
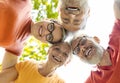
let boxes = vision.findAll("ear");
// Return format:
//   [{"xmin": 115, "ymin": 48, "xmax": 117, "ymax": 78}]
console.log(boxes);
[
  {"xmin": 87, "ymin": 9, "xmax": 90, "ymax": 17},
  {"xmin": 93, "ymin": 36, "xmax": 100, "ymax": 43}
]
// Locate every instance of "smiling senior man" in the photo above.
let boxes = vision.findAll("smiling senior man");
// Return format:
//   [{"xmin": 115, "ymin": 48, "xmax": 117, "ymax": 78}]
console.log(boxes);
[
  {"xmin": 57, "ymin": 0, "xmax": 90, "ymax": 32},
  {"xmin": 71, "ymin": 0, "xmax": 120, "ymax": 82}
]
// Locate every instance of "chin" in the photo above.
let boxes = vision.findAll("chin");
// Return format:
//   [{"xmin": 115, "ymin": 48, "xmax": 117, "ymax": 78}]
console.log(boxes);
[
  {"xmin": 80, "ymin": 57, "xmax": 101, "ymax": 65},
  {"xmin": 81, "ymin": 49, "xmax": 104, "ymax": 65}
]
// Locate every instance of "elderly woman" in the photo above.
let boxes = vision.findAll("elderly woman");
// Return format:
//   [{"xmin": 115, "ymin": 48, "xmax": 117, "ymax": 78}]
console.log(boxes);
[{"xmin": 0, "ymin": 42, "xmax": 72, "ymax": 83}]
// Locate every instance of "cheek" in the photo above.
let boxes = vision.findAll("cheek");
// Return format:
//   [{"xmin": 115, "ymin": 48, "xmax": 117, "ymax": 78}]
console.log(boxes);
[
  {"xmin": 31, "ymin": 26, "xmax": 38, "ymax": 35},
  {"xmin": 63, "ymin": 24, "xmax": 71, "ymax": 30},
  {"xmin": 40, "ymin": 37, "xmax": 47, "ymax": 43},
  {"xmin": 72, "ymin": 40, "xmax": 78, "ymax": 49},
  {"xmin": 35, "ymin": 35, "xmax": 47, "ymax": 43},
  {"xmin": 53, "ymin": 29, "xmax": 62, "ymax": 42},
  {"xmin": 60, "ymin": 9, "xmax": 66, "ymax": 16},
  {"xmin": 76, "ymin": 53, "xmax": 82, "ymax": 59},
  {"xmin": 50, "ymin": 50, "xmax": 58, "ymax": 55}
]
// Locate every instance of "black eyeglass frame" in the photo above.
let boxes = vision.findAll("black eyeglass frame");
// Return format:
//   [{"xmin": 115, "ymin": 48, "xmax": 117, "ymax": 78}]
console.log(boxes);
[
  {"xmin": 46, "ymin": 20, "xmax": 66, "ymax": 44},
  {"xmin": 73, "ymin": 36, "xmax": 87, "ymax": 55},
  {"xmin": 46, "ymin": 22, "xmax": 55, "ymax": 43}
]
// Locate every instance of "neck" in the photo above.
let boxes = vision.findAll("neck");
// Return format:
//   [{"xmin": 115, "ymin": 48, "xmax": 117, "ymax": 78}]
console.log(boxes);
[
  {"xmin": 98, "ymin": 50, "xmax": 112, "ymax": 66},
  {"xmin": 38, "ymin": 61, "xmax": 58, "ymax": 77}
]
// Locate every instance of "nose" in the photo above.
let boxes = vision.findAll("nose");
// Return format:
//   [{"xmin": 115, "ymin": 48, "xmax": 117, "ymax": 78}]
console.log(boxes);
[
  {"xmin": 44, "ymin": 28, "xmax": 50, "ymax": 35},
  {"xmin": 69, "ymin": 13, "xmax": 75, "ymax": 18},
  {"xmin": 58, "ymin": 52, "xmax": 63, "ymax": 57},
  {"xmin": 80, "ymin": 45, "xmax": 86, "ymax": 55},
  {"xmin": 67, "ymin": 15, "xmax": 75, "ymax": 24}
]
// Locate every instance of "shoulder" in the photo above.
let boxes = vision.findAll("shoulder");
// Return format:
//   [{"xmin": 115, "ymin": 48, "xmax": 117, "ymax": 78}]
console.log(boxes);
[
  {"xmin": 15, "ymin": 60, "xmax": 38, "ymax": 71},
  {"xmin": 51, "ymin": 73, "xmax": 65, "ymax": 83}
]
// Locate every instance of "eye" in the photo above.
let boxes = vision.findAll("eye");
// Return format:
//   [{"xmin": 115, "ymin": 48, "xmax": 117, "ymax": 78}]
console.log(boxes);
[
  {"xmin": 54, "ymin": 47, "xmax": 61, "ymax": 52},
  {"xmin": 62, "ymin": 18, "xmax": 69, "ymax": 24},
  {"xmin": 46, "ymin": 34, "xmax": 53, "ymax": 42},
  {"xmin": 55, "ymin": 47, "xmax": 60, "ymax": 51},
  {"xmin": 73, "ymin": 46, "xmax": 80, "ymax": 55},
  {"xmin": 63, "ymin": 52, "xmax": 68, "ymax": 57},
  {"xmin": 47, "ymin": 23, "xmax": 54, "ymax": 32}
]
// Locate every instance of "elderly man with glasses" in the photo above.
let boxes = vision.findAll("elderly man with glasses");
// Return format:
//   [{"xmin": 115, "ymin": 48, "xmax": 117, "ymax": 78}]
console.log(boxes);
[{"xmin": 71, "ymin": 0, "xmax": 120, "ymax": 83}]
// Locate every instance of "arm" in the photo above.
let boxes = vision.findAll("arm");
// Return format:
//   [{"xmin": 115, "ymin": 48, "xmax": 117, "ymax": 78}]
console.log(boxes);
[
  {"xmin": 2, "ymin": 51, "xmax": 18, "ymax": 70},
  {"xmin": 0, "ymin": 51, "xmax": 18, "ymax": 83},
  {"xmin": 0, "ymin": 66, "xmax": 18, "ymax": 83},
  {"xmin": 114, "ymin": 0, "xmax": 120, "ymax": 19}
]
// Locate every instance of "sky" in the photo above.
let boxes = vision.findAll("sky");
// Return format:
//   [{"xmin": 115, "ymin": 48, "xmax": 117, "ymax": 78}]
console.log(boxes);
[{"xmin": 0, "ymin": 0, "xmax": 114, "ymax": 83}]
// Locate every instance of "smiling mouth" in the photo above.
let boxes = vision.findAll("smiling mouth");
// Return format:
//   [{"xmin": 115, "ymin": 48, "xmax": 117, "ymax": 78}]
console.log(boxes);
[
  {"xmin": 66, "ymin": 7, "xmax": 80, "ymax": 11},
  {"xmin": 52, "ymin": 55, "xmax": 62, "ymax": 63},
  {"xmin": 38, "ymin": 26, "xmax": 43, "ymax": 37},
  {"xmin": 84, "ymin": 46, "xmax": 94, "ymax": 57}
]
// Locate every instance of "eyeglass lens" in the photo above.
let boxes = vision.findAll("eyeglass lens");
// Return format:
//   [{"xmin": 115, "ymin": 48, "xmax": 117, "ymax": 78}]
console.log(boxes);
[
  {"xmin": 73, "ymin": 36, "xmax": 87, "ymax": 55},
  {"xmin": 46, "ymin": 23, "xmax": 55, "ymax": 42}
]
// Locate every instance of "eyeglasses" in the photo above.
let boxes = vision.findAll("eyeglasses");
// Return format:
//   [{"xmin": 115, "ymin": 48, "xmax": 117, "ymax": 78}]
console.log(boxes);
[
  {"xmin": 73, "ymin": 36, "xmax": 87, "ymax": 55},
  {"xmin": 46, "ymin": 20, "xmax": 66, "ymax": 44},
  {"xmin": 46, "ymin": 22, "xmax": 55, "ymax": 43}
]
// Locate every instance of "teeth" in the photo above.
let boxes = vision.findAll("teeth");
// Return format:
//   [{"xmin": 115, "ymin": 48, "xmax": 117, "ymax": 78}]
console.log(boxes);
[
  {"xmin": 85, "ymin": 48, "xmax": 92, "ymax": 56},
  {"xmin": 67, "ymin": 7, "xmax": 78, "ymax": 11},
  {"xmin": 38, "ymin": 27, "xmax": 42, "ymax": 36},
  {"xmin": 40, "ymin": 28, "xmax": 42, "ymax": 36},
  {"xmin": 53, "ymin": 56, "xmax": 61, "ymax": 62}
]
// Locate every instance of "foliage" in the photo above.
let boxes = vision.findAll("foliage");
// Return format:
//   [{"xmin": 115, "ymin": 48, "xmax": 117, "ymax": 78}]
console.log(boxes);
[
  {"xmin": 20, "ymin": 37, "xmax": 49, "ymax": 61},
  {"xmin": 32, "ymin": 0, "xmax": 58, "ymax": 21},
  {"xmin": 20, "ymin": 0, "xmax": 58, "ymax": 61}
]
